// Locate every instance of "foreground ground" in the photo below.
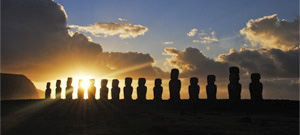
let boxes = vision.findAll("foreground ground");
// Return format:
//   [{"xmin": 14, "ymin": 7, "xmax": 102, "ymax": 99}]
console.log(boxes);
[{"xmin": 1, "ymin": 99, "xmax": 299, "ymax": 135}]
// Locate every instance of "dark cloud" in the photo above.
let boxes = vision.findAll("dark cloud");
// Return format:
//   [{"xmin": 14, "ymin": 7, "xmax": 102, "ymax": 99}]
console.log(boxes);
[
  {"xmin": 101, "ymin": 52, "xmax": 168, "ymax": 79},
  {"xmin": 164, "ymin": 47, "xmax": 229, "ymax": 78},
  {"xmin": 262, "ymin": 79, "xmax": 299, "ymax": 100},
  {"xmin": 240, "ymin": 14, "xmax": 299, "ymax": 51},
  {"xmin": 218, "ymin": 48, "xmax": 299, "ymax": 78},
  {"xmin": 1, "ymin": 0, "xmax": 165, "ymax": 81}
]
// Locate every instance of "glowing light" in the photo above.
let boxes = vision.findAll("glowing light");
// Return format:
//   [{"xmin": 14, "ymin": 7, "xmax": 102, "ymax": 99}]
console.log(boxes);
[{"xmin": 71, "ymin": 76, "xmax": 94, "ymax": 99}]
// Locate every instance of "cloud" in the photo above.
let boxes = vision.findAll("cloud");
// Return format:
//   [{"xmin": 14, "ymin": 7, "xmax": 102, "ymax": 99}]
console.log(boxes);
[
  {"xmin": 118, "ymin": 18, "xmax": 129, "ymax": 23},
  {"xmin": 69, "ymin": 22, "xmax": 148, "ymax": 39},
  {"xmin": 187, "ymin": 28, "xmax": 197, "ymax": 37},
  {"xmin": 190, "ymin": 29, "xmax": 219, "ymax": 44},
  {"xmin": 218, "ymin": 47, "xmax": 299, "ymax": 78},
  {"xmin": 262, "ymin": 78, "xmax": 299, "ymax": 100},
  {"xmin": 240, "ymin": 14, "xmax": 299, "ymax": 51},
  {"xmin": 197, "ymin": 31, "xmax": 219, "ymax": 44},
  {"xmin": 163, "ymin": 41, "xmax": 174, "ymax": 45},
  {"xmin": 164, "ymin": 47, "xmax": 229, "ymax": 78},
  {"xmin": 1, "ymin": 0, "xmax": 163, "ymax": 81},
  {"xmin": 102, "ymin": 52, "xmax": 168, "ymax": 79}
]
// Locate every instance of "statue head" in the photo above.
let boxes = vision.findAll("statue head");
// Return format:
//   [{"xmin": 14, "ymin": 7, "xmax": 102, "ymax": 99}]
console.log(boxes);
[
  {"xmin": 125, "ymin": 77, "xmax": 132, "ymax": 86},
  {"xmin": 207, "ymin": 75, "xmax": 216, "ymax": 85},
  {"xmin": 101, "ymin": 79, "xmax": 108, "ymax": 87},
  {"xmin": 190, "ymin": 77, "xmax": 198, "ymax": 85},
  {"xmin": 138, "ymin": 78, "xmax": 146, "ymax": 86},
  {"xmin": 171, "ymin": 68, "xmax": 179, "ymax": 80},
  {"xmin": 155, "ymin": 78, "xmax": 162, "ymax": 86},
  {"xmin": 112, "ymin": 79, "xmax": 119, "ymax": 87}
]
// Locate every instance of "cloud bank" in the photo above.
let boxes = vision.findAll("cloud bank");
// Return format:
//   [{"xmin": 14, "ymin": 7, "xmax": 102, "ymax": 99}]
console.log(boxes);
[
  {"xmin": 1, "ymin": 0, "xmax": 163, "ymax": 81},
  {"xmin": 69, "ymin": 23, "xmax": 148, "ymax": 39},
  {"xmin": 164, "ymin": 47, "xmax": 229, "ymax": 78},
  {"xmin": 218, "ymin": 48, "xmax": 299, "ymax": 78}
]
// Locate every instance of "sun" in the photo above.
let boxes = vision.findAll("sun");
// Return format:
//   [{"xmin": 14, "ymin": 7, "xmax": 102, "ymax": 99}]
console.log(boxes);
[{"xmin": 72, "ymin": 76, "xmax": 94, "ymax": 99}]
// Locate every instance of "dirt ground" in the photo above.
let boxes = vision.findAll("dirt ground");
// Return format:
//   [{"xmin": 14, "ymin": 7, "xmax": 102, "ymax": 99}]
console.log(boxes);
[{"xmin": 1, "ymin": 99, "xmax": 299, "ymax": 135}]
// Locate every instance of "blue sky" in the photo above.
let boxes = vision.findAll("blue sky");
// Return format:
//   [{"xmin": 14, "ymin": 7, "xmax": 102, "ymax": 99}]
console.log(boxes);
[{"xmin": 55, "ymin": 0, "xmax": 299, "ymax": 68}]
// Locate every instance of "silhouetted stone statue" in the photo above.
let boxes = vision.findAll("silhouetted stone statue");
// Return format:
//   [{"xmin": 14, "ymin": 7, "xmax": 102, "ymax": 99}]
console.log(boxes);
[
  {"xmin": 65, "ymin": 77, "xmax": 73, "ymax": 100},
  {"xmin": 206, "ymin": 75, "xmax": 217, "ymax": 101},
  {"xmin": 123, "ymin": 77, "xmax": 133, "ymax": 100},
  {"xmin": 100, "ymin": 79, "xmax": 108, "ymax": 100},
  {"xmin": 169, "ymin": 68, "xmax": 181, "ymax": 101},
  {"xmin": 153, "ymin": 78, "xmax": 163, "ymax": 101},
  {"xmin": 228, "ymin": 67, "xmax": 241, "ymax": 102},
  {"xmin": 77, "ymin": 79, "xmax": 85, "ymax": 100},
  {"xmin": 137, "ymin": 78, "xmax": 147, "ymax": 101},
  {"xmin": 249, "ymin": 73, "xmax": 263, "ymax": 101},
  {"xmin": 45, "ymin": 82, "xmax": 51, "ymax": 99},
  {"xmin": 55, "ymin": 80, "xmax": 62, "ymax": 99},
  {"xmin": 188, "ymin": 77, "xmax": 199, "ymax": 101},
  {"xmin": 229, "ymin": 66, "xmax": 239, "ymax": 74},
  {"xmin": 111, "ymin": 79, "xmax": 120, "ymax": 100},
  {"xmin": 88, "ymin": 79, "xmax": 96, "ymax": 100}
]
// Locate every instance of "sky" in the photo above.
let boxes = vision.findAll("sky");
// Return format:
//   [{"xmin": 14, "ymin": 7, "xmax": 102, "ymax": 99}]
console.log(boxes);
[
  {"xmin": 58, "ymin": 0, "xmax": 299, "ymax": 63},
  {"xmin": 1, "ymin": 0, "xmax": 299, "ymax": 100}
]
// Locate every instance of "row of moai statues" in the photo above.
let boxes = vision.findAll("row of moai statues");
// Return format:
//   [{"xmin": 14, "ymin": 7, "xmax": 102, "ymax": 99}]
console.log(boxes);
[{"xmin": 45, "ymin": 67, "xmax": 263, "ymax": 101}]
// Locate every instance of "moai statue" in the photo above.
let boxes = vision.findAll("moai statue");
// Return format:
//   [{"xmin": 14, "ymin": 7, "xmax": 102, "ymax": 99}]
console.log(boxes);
[
  {"xmin": 188, "ymin": 77, "xmax": 200, "ymax": 101},
  {"xmin": 228, "ymin": 67, "xmax": 241, "ymax": 102},
  {"xmin": 123, "ymin": 77, "xmax": 133, "ymax": 100},
  {"xmin": 100, "ymin": 79, "xmax": 108, "ymax": 100},
  {"xmin": 77, "ymin": 79, "xmax": 85, "ymax": 100},
  {"xmin": 153, "ymin": 78, "xmax": 163, "ymax": 101},
  {"xmin": 137, "ymin": 78, "xmax": 147, "ymax": 101},
  {"xmin": 55, "ymin": 80, "xmax": 62, "ymax": 99},
  {"xmin": 45, "ymin": 82, "xmax": 51, "ymax": 99},
  {"xmin": 206, "ymin": 75, "xmax": 217, "ymax": 101},
  {"xmin": 169, "ymin": 68, "xmax": 181, "ymax": 101},
  {"xmin": 65, "ymin": 77, "xmax": 73, "ymax": 100},
  {"xmin": 88, "ymin": 79, "xmax": 96, "ymax": 100},
  {"xmin": 111, "ymin": 79, "xmax": 120, "ymax": 100},
  {"xmin": 249, "ymin": 73, "xmax": 263, "ymax": 101}
]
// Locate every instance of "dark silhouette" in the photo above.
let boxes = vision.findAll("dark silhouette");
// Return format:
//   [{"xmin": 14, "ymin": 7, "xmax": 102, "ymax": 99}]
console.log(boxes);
[
  {"xmin": 123, "ymin": 77, "xmax": 133, "ymax": 100},
  {"xmin": 228, "ymin": 67, "xmax": 241, "ymax": 102},
  {"xmin": 229, "ymin": 66, "xmax": 239, "ymax": 74},
  {"xmin": 45, "ymin": 82, "xmax": 51, "ymax": 99},
  {"xmin": 100, "ymin": 79, "xmax": 109, "ymax": 100},
  {"xmin": 55, "ymin": 80, "xmax": 62, "ymax": 99},
  {"xmin": 65, "ymin": 77, "xmax": 73, "ymax": 99},
  {"xmin": 169, "ymin": 68, "xmax": 181, "ymax": 101},
  {"xmin": 111, "ymin": 79, "xmax": 120, "ymax": 100},
  {"xmin": 137, "ymin": 78, "xmax": 147, "ymax": 101},
  {"xmin": 77, "ymin": 79, "xmax": 85, "ymax": 100},
  {"xmin": 1, "ymin": 73, "xmax": 39, "ymax": 100},
  {"xmin": 249, "ymin": 73, "xmax": 263, "ymax": 101},
  {"xmin": 206, "ymin": 75, "xmax": 217, "ymax": 101},
  {"xmin": 153, "ymin": 78, "xmax": 163, "ymax": 101},
  {"xmin": 88, "ymin": 79, "xmax": 96, "ymax": 100},
  {"xmin": 188, "ymin": 77, "xmax": 199, "ymax": 101}
]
